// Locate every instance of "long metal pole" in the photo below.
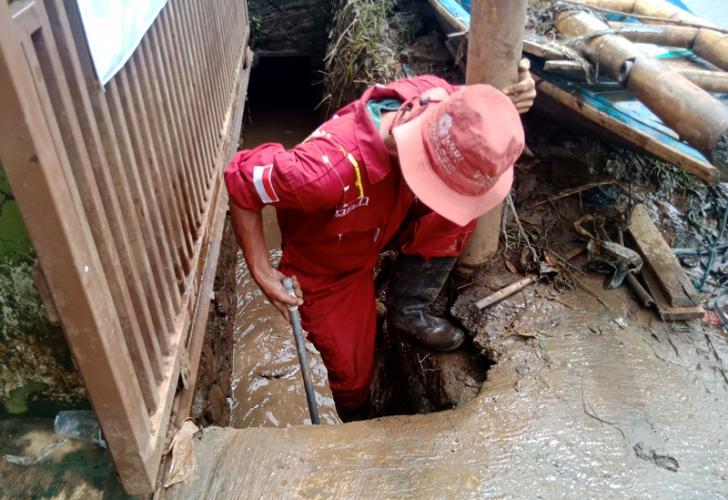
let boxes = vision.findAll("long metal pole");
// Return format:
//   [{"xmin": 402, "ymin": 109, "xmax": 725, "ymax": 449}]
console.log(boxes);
[
  {"xmin": 282, "ymin": 277, "xmax": 320, "ymax": 424},
  {"xmin": 457, "ymin": 0, "xmax": 527, "ymax": 272}
]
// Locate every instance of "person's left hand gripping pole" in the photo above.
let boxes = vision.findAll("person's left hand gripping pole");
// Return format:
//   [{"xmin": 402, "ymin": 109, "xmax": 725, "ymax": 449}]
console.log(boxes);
[{"xmin": 282, "ymin": 277, "xmax": 321, "ymax": 424}]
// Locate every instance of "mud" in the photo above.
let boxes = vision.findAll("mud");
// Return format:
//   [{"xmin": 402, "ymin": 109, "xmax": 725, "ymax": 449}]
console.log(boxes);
[
  {"xmin": 225, "ymin": 75, "xmax": 341, "ymax": 428},
  {"xmin": 229, "ymin": 248, "xmax": 340, "ymax": 427},
  {"xmin": 190, "ymin": 220, "xmax": 238, "ymax": 427},
  {"xmin": 163, "ymin": 277, "xmax": 728, "ymax": 498}
]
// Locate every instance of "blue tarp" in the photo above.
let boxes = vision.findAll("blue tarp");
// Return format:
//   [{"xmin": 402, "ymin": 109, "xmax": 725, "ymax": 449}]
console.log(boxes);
[{"xmin": 76, "ymin": 0, "xmax": 168, "ymax": 85}]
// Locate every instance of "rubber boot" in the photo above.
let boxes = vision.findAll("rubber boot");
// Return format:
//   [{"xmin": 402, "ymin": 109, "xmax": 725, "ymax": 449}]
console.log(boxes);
[
  {"xmin": 386, "ymin": 255, "xmax": 465, "ymax": 352},
  {"xmin": 336, "ymin": 399, "xmax": 370, "ymax": 423}
]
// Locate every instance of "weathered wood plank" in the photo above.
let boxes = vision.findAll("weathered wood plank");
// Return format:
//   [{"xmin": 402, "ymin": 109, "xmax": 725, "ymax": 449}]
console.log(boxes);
[
  {"xmin": 0, "ymin": 2, "xmax": 156, "ymax": 491},
  {"xmin": 628, "ymin": 204, "xmax": 699, "ymax": 308},
  {"xmin": 641, "ymin": 267, "xmax": 704, "ymax": 321}
]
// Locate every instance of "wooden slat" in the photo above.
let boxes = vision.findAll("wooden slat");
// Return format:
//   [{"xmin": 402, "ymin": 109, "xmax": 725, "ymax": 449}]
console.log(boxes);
[
  {"xmin": 178, "ymin": 0, "xmax": 215, "ymax": 193},
  {"xmin": 161, "ymin": 4, "xmax": 207, "ymax": 215},
  {"xmin": 127, "ymin": 51, "xmax": 192, "ymax": 278},
  {"xmin": 121, "ymin": 61, "xmax": 186, "ymax": 286},
  {"xmin": 33, "ymin": 0, "xmax": 160, "ymax": 411},
  {"xmin": 157, "ymin": 6, "xmax": 205, "ymax": 223},
  {"xmin": 93, "ymin": 77, "xmax": 175, "ymax": 354},
  {"xmin": 108, "ymin": 76, "xmax": 181, "ymax": 326},
  {"xmin": 200, "ymin": 0, "xmax": 227, "ymax": 153},
  {"xmin": 183, "ymin": 0, "xmax": 218, "ymax": 184},
  {"xmin": 141, "ymin": 29, "xmax": 200, "ymax": 253},
  {"xmin": 62, "ymin": 3, "xmax": 173, "ymax": 355},
  {"xmin": 193, "ymin": 0, "xmax": 225, "ymax": 165},
  {"xmin": 627, "ymin": 203, "xmax": 699, "ymax": 307},
  {"xmin": 641, "ymin": 267, "xmax": 704, "ymax": 321},
  {"xmin": 0, "ymin": 2, "xmax": 156, "ymax": 492},
  {"xmin": 49, "ymin": 0, "xmax": 165, "ymax": 381},
  {"xmin": 114, "ymin": 69, "xmax": 184, "ymax": 306}
]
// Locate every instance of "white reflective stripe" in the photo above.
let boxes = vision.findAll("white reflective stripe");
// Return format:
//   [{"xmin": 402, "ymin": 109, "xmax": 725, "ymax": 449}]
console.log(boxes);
[{"xmin": 252, "ymin": 164, "xmax": 278, "ymax": 204}]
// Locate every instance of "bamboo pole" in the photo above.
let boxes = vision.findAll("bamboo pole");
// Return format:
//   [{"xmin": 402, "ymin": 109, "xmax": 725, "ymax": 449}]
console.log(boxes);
[
  {"xmin": 573, "ymin": 0, "xmax": 728, "ymax": 70},
  {"xmin": 677, "ymin": 69, "xmax": 728, "ymax": 94},
  {"xmin": 607, "ymin": 21, "xmax": 697, "ymax": 47},
  {"xmin": 627, "ymin": 57, "xmax": 728, "ymax": 169},
  {"xmin": 555, "ymin": 10, "xmax": 728, "ymax": 176},
  {"xmin": 457, "ymin": 0, "xmax": 527, "ymax": 272},
  {"xmin": 544, "ymin": 59, "xmax": 728, "ymax": 93}
]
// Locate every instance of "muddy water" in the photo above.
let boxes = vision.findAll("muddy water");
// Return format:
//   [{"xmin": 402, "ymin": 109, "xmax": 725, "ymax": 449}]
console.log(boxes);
[
  {"xmin": 166, "ymin": 275, "xmax": 728, "ymax": 498},
  {"xmin": 229, "ymin": 106, "xmax": 341, "ymax": 428},
  {"xmin": 229, "ymin": 249, "xmax": 340, "ymax": 427}
]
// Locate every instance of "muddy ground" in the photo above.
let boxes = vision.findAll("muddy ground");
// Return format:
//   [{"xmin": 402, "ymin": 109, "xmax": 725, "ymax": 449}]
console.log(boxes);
[
  {"xmin": 180, "ymin": 1, "xmax": 728, "ymax": 495},
  {"xmin": 164, "ymin": 274, "xmax": 728, "ymax": 497}
]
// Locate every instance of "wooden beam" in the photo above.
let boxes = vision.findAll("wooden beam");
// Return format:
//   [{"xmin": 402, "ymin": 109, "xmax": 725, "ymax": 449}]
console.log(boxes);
[
  {"xmin": 627, "ymin": 204, "xmax": 698, "ymax": 308},
  {"xmin": 533, "ymin": 76, "xmax": 720, "ymax": 184},
  {"xmin": 458, "ymin": 0, "xmax": 527, "ymax": 271}
]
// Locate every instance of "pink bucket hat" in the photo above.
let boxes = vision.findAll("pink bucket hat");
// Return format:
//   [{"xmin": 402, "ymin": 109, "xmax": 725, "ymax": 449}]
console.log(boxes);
[{"xmin": 392, "ymin": 84, "xmax": 525, "ymax": 227}]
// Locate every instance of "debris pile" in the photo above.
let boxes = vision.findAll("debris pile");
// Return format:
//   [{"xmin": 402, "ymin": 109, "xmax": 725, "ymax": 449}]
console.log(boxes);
[{"xmin": 322, "ymin": 0, "xmax": 460, "ymax": 114}]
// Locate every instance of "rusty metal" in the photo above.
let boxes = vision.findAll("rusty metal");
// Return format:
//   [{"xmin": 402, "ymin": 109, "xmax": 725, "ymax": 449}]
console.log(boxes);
[{"xmin": 0, "ymin": 0, "xmax": 250, "ymax": 494}]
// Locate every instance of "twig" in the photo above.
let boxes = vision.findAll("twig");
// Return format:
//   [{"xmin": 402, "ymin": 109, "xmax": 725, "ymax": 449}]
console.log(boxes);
[
  {"xmin": 474, "ymin": 275, "xmax": 539, "ymax": 310},
  {"xmin": 532, "ymin": 181, "xmax": 614, "ymax": 207},
  {"xmin": 566, "ymin": 269, "xmax": 612, "ymax": 311},
  {"xmin": 581, "ymin": 381, "xmax": 626, "ymax": 441},
  {"xmin": 507, "ymin": 194, "xmax": 539, "ymax": 264}
]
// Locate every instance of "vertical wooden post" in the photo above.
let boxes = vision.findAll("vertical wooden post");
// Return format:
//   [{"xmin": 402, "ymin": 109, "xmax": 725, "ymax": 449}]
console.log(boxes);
[{"xmin": 457, "ymin": 0, "xmax": 526, "ymax": 272}]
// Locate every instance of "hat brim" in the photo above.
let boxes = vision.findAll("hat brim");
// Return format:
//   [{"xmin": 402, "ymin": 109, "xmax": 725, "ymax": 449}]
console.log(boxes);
[{"xmin": 393, "ymin": 103, "xmax": 514, "ymax": 227}]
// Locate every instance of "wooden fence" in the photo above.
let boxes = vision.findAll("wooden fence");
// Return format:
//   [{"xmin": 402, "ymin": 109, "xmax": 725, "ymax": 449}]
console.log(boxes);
[{"xmin": 0, "ymin": 0, "xmax": 251, "ymax": 493}]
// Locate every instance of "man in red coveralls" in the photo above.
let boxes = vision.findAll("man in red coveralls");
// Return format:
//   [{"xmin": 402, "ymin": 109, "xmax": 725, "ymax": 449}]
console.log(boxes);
[{"xmin": 225, "ymin": 60, "xmax": 536, "ymax": 421}]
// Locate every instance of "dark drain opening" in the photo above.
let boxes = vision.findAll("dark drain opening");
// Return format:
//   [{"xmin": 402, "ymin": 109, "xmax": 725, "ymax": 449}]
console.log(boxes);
[{"xmin": 247, "ymin": 55, "xmax": 322, "ymax": 113}]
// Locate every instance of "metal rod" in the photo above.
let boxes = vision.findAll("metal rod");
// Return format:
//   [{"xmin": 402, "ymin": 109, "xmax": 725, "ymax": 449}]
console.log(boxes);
[{"xmin": 282, "ymin": 277, "xmax": 320, "ymax": 425}]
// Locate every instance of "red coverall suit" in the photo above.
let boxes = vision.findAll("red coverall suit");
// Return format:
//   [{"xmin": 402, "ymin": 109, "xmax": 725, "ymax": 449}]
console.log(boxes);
[{"xmin": 225, "ymin": 75, "xmax": 475, "ymax": 410}]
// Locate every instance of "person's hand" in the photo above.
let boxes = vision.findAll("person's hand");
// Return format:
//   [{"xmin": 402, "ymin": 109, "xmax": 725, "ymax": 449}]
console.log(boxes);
[
  {"xmin": 503, "ymin": 58, "xmax": 537, "ymax": 114},
  {"xmin": 252, "ymin": 266, "xmax": 303, "ymax": 321}
]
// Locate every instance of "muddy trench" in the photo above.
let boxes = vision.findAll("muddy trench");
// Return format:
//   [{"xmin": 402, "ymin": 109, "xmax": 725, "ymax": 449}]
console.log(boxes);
[
  {"xmin": 169, "ymin": 3, "xmax": 728, "ymax": 496},
  {"xmin": 192, "ymin": 48, "xmax": 490, "ymax": 429}
]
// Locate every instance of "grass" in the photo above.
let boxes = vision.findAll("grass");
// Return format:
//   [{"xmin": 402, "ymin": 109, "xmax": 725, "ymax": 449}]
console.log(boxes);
[{"xmin": 321, "ymin": 0, "xmax": 402, "ymax": 114}]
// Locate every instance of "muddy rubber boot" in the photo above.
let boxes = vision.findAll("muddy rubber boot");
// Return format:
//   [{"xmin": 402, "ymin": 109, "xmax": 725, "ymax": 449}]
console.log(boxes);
[
  {"xmin": 337, "ymin": 400, "xmax": 370, "ymax": 423},
  {"xmin": 387, "ymin": 255, "xmax": 465, "ymax": 352}
]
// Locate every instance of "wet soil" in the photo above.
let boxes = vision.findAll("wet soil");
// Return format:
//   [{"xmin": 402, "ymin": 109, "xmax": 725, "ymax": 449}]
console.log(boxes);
[
  {"xmin": 0, "ymin": 418, "xmax": 128, "ymax": 499},
  {"xmin": 191, "ymin": 221, "xmax": 237, "ymax": 427}
]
